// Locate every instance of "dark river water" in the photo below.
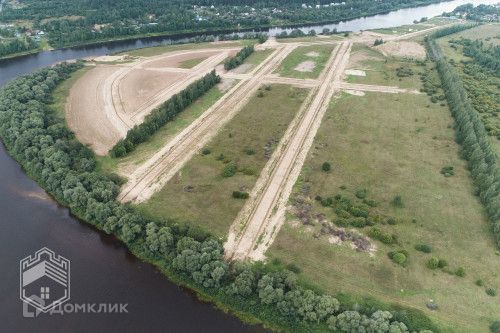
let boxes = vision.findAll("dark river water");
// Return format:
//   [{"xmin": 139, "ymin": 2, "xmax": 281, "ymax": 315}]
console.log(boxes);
[{"xmin": 0, "ymin": 0, "xmax": 496, "ymax": 331}]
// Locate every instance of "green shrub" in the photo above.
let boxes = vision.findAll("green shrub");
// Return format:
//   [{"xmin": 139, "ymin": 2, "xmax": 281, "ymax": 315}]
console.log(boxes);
[
  {"xmin": 391, "ymin": 195, "xmax": 404, "ymax": 208},
  {"xmin": 201, "ymin": 147, "xmax": 211, "ymax": 155},
  {"xmin": 387, "ymin": 217, "xmax": 397, "ymax": 225},
  {"xmin": 216, "ymin": 153, "xmax": 225, "ymax": 161},
  {"xmin": 368, "ymin": 228, "xmax": 397, "ymax": 245},
  {"xmin": 355, "ymin": 188, "xmax": 367, "ymax": 199},
  {"xmin": 438, "ymin": 259, "xmax": 448, "ymax": 268},
  {"xmin": 244, "ymin": 148, "xmax": 255, "ymax": 155},
  {"xmin": 440, "ymin": 165, "xmax": 454, "ymax": 177},
  {"xmin": 486, "ymin": 288, "xmax": 497, "ymax": 297},
  {"xmin": 322, "ymin": 162, "xmax": 331, "ymax": 172},
  {"xmin": 321, "ymin": 197, "xmax": 334, "ymax": 207},
  {"xmin": 232, "ymin": 191, "xmax": 249, "ymax": 199},
  {"xmin": 388, "ymin": 250, "xmax": 408, "ymax": 266},
  {"xmin": 490, "ymin": 321, "xmax": 500, "ymax": 333},
  {"xmin": 455, "ymin": 267, "xmax": 466, "ymax": 277},
  {"xmin": 415, "ymin": 244, "xmax": 432, "ymax": 253},
  {"xmin": 426, "ymin": 257, "xmax": 439, "ymax": 269},
  {"xmin": 221, "ymin": 162, "xmax": 237, "ymax": 177},
  {"xmin": 286, "ymin": 263, "xmax": 301, "ymax": 274},
  {"xmin": 363, "ymin": 199, "xmax": 378, "ymax": 207},
  {"xmin": 476, "ymin": 279, "xmax": 484, "ymax": 287},
  {"xmin": 350, "ymin": 217, "xmax": 367, "ymax": 228}
]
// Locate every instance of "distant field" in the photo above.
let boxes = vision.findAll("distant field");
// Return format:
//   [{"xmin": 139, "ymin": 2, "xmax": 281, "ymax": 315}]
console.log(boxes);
[
  {"xmin": 276, "ymin": 44, "xmax": 335, "ymax": 79},
  {"xmin": 239, "ymin": 49, "xmax": 274, "ymax": 73},
  {"xmin": 138, "ymin": 85, "xmax": 309, "ymax": 237},
  {"xmin": 371, "ymin": 17, "xmax": 454, "ymax": 35},
  {"xmin": 269, "ymin": 89, "xmax": 500, "ymax": 332},
  {"xmin": 346, "ymin": 44, "xmax": 424, "ymax": 89}
]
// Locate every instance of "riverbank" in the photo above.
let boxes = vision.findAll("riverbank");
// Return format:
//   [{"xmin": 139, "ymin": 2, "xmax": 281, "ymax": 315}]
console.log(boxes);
[{"xmin": 0, "ymin": 0, "xmax": 450, "ymax": 62}]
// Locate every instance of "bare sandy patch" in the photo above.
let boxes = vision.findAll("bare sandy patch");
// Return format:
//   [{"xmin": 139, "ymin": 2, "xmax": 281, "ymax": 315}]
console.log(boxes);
[
  {"xmin": 375, "ymin": 41, "xmax": 426, "ymax": 60},
  {"xmin": 118, "ymin": 69, "xmax": 185, "ymax": 115},
  {"xmin": 66, "ymin": 65, "xmax": 126, "ymax": 155},
  {"xmin": 345, "ymin": 69, "xmax": 366, "ymax": 76},
  {"xmin": 217, "ymin": 78, "xmax": 236, "ymax": 92},
  {"xmin": 345, "ymin": 90, "xmax": 365, "ymax": 96},
  {"xmin": 229, "ymin": 63, "xmax": 253, "ymax": 74},
  {"xmin": 143, "ymin": 50, "xmax": 222, "ymax": 68},
  {"xmin": 91, "ymin": 55, "xmax": 128, "ymax": 62},
  {"xmin": 306, "ymin": 51, "xmax": 319, "ymax": 57},
  {"xmin": 294, "ymin": 60, "xmax": 316, "ymax": 72}
]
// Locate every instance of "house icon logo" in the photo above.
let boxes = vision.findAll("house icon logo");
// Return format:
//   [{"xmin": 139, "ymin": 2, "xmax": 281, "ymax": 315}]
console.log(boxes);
[{"xmin": 20, "ymin": 247, "xmax": 70, "ymax": 313}]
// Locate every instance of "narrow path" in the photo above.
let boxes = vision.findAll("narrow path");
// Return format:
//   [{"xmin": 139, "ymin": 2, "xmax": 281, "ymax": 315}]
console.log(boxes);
[
  {"xmin": 118, "ymin": 44, "xmax": 298, "ymax": 203},
  {"xmin": 224, "ymin": 41, "xmax": 352, "ymax": 261}
]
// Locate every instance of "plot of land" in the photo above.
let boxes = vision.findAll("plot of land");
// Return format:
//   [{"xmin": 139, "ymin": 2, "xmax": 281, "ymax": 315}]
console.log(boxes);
[
  {"xmin": 347, "ymin": 43, "xmax": 424, "ymax": 90},
  {"xmin": 268, "ymin": 91, "xmax": 500, "ymax": 333},
  {"xmin": 276, "ymin": 44, "xmax": 335, "ymax": 79},
  {"xmin": 138, "ymin": 85, "xmax": 308, "ymax": 237}
]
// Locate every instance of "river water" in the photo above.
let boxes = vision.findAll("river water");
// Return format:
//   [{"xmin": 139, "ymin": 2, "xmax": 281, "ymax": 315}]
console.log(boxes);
[{"xmin": 0, "ymin": 1, "xmax": 496, "ymax": 332}]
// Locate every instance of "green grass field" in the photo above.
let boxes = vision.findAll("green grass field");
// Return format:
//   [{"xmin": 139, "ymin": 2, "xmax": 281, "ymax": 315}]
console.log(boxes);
[
  {"xmin": 276, "ymin": 44, "xmax": 335, "ymax": 79},
  {"xmin": 268, "ymin": 90, "xmax": 500, "ymax": 332},
  {"xmin": 347, "ymin": 44, "xmax": 425, "ymax": 89},
  {"xmin": 137, "ymin": 85, "xmax": 309, "ymax": 237},
  {"xmin": 239, "ymin": 49, "xmax": 274, "ymax": 73}
]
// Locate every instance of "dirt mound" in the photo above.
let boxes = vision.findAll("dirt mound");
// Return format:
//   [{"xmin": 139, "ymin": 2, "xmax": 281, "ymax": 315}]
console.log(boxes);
[{"xmin": 375, "ymin": 41, "xmax": 426, "ymax": 60}]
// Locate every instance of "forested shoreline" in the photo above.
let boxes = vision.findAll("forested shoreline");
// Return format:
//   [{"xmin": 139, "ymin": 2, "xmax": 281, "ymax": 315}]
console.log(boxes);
[
  {"xmin": 0, "ymin": 0, "xmax": 448, "ymax": 58},
  {"xmin": 0, "ymin": 62, "xmax": 438, "ymax": 333}
]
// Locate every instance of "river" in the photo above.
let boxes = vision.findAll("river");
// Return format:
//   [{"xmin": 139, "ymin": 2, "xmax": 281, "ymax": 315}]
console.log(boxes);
[{"xmin": 0, "ymin": 1, "xmax": 496, "ymax": 332}]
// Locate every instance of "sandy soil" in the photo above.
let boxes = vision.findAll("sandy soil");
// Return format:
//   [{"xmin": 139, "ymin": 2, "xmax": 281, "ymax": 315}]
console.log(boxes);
[
  {"xmin": 91, "ymin": 55, "xmax": 128, "ymax": 62},
  {"xmin": 306, "ymin": 51, "xmax": 319, "ymax": 57},
  {"xmin": 117, "ymin": 69, "xmax": 184, "ymax": 115},
  {"xmin": 67, "ymin": 48, "xmax": 237, "ymax": 155},
  {"xmin": 345, "ymin": 90, "xmax": 365, "ymax": 96},
  {"xmin": 294, "ymin": 60, "xmax": 316, "ymax": 72},
  {"xmin": 345, "ymin": 69, "xmax": 366, "ymax": 76},
  {"xmin": 375, "ymin": 41, "xmax": 426, "ymax": 59},
  {"xmin": 66, "ymin": 65, "xmax": 129, "ymax": 155},
  {"xmin": 143, "ymin": 50, "xmax": 222, "ymax": 68},
  {"xmin": 224, "ymin": 42, "xmax": 352, "ymax": 261}
]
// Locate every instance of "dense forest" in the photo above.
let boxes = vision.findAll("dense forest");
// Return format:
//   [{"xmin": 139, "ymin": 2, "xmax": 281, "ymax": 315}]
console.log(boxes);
[
  {"xmin": 0, "ymin": 63, "xmax": 438, "ymax": 333},
  {"xmin": 0, "ymin": 0, "xmax": 447, "ymax": 48},
  {"xmin": 427, "ymin": 27, "xmax": 500, "ymax": 249},
  {"xmin": 0, "ymin": 37, "xmax": 38, "ymax": 57}
]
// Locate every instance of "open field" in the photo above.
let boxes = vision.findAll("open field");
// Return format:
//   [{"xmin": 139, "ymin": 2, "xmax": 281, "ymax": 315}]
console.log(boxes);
[
  {"xmin": 346, "ymin": 43, "xmax": 424, "ymax": 90},
  {"xmin": 275, "ymin": 44, "xmax": 335, "ymax": 79},
  {"xmin": 371, "ymin": 17, "xmax": 454, "ymax": 36},
  {"xmin": 268, "ymin": 91, "xmax": 500, "ymax": 332},
  {"xmin": 120, "ymin": 40, "xmax": 251, "ymax": 57},
  {"xmin": 48, "ymin": 66, "xmax": 91, "ymax": 118},
  {"xmin": 138, "ymin": 85, "xmax": 308, "ymax": 237}
]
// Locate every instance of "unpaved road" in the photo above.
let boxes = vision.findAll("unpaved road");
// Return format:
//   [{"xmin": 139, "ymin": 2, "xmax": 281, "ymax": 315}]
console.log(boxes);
[
  {"xmin": 224, "ymin": 41, "xmax": 352, "ymax": 261},
  {"xmin": 118, "ymin": 44, "xmax": 298, "ymax": 203}
]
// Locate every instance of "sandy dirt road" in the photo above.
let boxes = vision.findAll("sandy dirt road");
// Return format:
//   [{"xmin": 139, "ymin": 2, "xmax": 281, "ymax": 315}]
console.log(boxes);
[
  {"xmin": 118, "ymin": 44, "xmax": 299, "ymax": 203},
  {"xmin": 224, "ymin": 41, "xmax": 352, "ymax": 261}
]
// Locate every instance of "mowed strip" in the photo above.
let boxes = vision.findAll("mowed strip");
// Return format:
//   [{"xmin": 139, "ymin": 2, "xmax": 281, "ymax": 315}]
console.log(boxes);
[
  {"xmin": 224, "ymin": 41, "xmax": 352, "ymax": 261},
  {"xmin": 118, "ymin": 44, "xmax": 298, "ymax": 203},
  {"xmin": 138, "ymin": 85, "xmax": 309, "ymax": 237}
]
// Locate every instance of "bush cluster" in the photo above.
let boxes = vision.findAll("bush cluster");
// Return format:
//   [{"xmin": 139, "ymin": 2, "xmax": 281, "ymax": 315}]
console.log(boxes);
[{"xmin": 224, "ymin": 45, "xmax": 254, "ymax": 70}]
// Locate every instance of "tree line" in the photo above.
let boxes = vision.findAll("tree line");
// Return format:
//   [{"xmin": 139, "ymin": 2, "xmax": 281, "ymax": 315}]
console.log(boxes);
[
  {"xmin": 224, "ymin": 45, "xmax": 254, "ymax": 70},
  {"xmin": 427, "ymin": 27, "xmax": 500, "ymax": 248},
  {"xmin": 458, "ymin": 39, "xmax": 500, "ymax": 77},
  {"xmin": 111, "ymin": 70, "xmax": 220, "ymax": 157},
  {"xmin": 0, "ymin": 37, "xmax": 38, "ymax": 58},
  {"xmin": 0, "ymin": 62, "xmax": 438, "ymax": 332}
]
